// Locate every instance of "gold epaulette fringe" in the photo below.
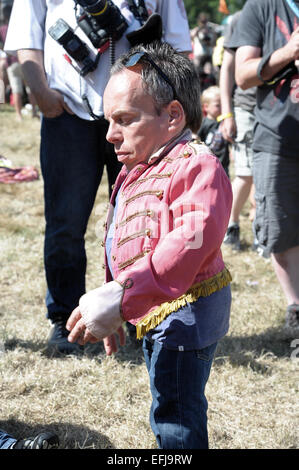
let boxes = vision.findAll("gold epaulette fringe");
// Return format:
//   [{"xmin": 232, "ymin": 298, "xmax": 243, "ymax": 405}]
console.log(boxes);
[{"xmin": 136, "ymin": 267, "xmax": 232, "ymax": 340}]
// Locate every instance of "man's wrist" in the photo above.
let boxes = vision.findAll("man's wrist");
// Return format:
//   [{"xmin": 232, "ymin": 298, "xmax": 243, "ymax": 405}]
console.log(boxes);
[
  {"xmin": 258, "ymin": 50, "xmax": 297, "ymax": 86},
  {"xmin": 217, "ymin": 112, "xmax": 234, "ymax": 122},
  {"xmin": 259, "ymin": 45, "xmax": 297, "ymax": 82}
]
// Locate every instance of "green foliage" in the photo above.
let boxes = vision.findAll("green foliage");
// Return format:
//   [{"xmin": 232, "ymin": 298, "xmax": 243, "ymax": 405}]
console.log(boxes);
[{"xmin": 184, "ymin": 0, "xmax": 247, "ymax": 27}]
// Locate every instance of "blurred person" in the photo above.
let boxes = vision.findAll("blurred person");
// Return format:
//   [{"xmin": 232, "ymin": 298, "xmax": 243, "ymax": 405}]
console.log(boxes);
[
  {"xmin": 0, "ymin": 5, "xmax": 38, "ymax": 120},
  {"xmin": 0, "ymin": 429, "xmax": 59, "ymax": 449},
  {"xmin": 0, "ymin": 5, "xmax": 10, "ymax": 97},
  {"xmin": 4, "ymin": 0, "xmax": 192, "ymax": 354},
  {"xmin": 0, "ymin": 5, "xmax": 22, "ymax": 117},
  {"xmin": 0, "ymin": 48, "xmax": 9, "ymax": 96},
  {"xmin": 198, "ymin": 85, "xmax": 230, "ymax": 176},
  {"xmin": 233, "ymin": 0, "xmax": 299, "ymax": 331},
  {"xmin": 198, "ymin": 56, "xmax": 217, "ymax": 92},
  {"xmin": 212, "ymin": 34, "xmax": 225, "ymax": 81},
  {"xmin": 0, "ymin": 66, "xmax": 4, "ymax": 102},
  {"xmin": 191, "ymin": 12, "xmax": 217, "ymax": 77},
  {"xmin": 66, "ymin": 41, "xmax": 233, "ymax": 449},
  {"xmin": 219, "ymin": 10, "xmax": 257, "ymax": 252}
]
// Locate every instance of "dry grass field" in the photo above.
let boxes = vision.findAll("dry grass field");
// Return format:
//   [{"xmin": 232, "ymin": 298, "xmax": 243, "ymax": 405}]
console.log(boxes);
[{"xmin": 0, "ymin": 104, "xmax": 298, "ymax": 450}]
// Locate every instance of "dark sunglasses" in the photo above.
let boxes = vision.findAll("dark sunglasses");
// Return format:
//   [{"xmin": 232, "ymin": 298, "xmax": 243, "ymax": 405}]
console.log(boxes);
[{"xmin": 124, "ymin": 51, "xmax": 178, "ymax": 101}]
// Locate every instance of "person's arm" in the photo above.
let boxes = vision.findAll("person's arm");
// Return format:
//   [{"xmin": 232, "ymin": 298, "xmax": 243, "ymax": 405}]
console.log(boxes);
[
  {"xmin": 190, "ymin": 27, "xmax": 199, "ymax": 41},
  {"xmin": 219, "ymin": 49, "xmax": 237, "ymax": 142},
  {"xmin": 236, "ymin": 26, "xmax": 299, "ymax": 90},
  {"xmin": 17, "ymin": 49, "xmax": 73, "ymax": 118},
  {"xmin": 158, "ymin": 0, "xmax": 192, "ymax": 53},
  {"xmin": 5, "ymin": 0, "xmax": 72, "ymax": 117}
]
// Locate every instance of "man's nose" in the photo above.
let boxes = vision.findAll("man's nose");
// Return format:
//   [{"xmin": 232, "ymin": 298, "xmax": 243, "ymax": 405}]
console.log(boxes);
[{"xmin": 106, "ymin": 122, "xmax": 122, "ymax": 144}]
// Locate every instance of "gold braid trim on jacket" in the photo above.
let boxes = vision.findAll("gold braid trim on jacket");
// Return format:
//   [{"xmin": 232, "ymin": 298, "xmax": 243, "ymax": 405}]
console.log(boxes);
[{"xmin": 136, "ymin": 267, "xmax": 232, "ymax": 340}]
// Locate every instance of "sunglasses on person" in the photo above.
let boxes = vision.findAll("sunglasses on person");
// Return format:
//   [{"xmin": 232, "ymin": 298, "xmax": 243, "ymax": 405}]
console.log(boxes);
[{"xmin": 124, "ymin": 51, "xmax": 178, "ymax": 101}]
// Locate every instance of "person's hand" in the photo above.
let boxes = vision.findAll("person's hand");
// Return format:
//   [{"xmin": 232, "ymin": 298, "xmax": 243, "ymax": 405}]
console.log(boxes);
[
  {"xmin": 66, "ymin": 307, "xmax": 126, "ymax": 355},
  {"xmin": 220, "ymin": 117, "xmax": 237, "ymax": 143},
  {"xmin": 103, "ymin": 328, "xmax": 126, "ymax": 356},
  {"xmin": 36, "ymin": 88, "xmax": 74, "ymax": 118},
  {"xmin": 66, "ymin": 306, "xmax": 99, "ymax": 345},
  {"xmin": 66, "ymin": 281, "xmax": 125, "ymax": 354},
  {"xmin": 284, "ymin": 26, "xmax": 299, "ymax": 62}
]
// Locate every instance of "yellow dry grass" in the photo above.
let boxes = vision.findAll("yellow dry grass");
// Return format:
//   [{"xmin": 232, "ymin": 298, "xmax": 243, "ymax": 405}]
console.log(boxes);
[{"xmin": 0, "ymin": 104, "xmax": 298, "ymax": 449}]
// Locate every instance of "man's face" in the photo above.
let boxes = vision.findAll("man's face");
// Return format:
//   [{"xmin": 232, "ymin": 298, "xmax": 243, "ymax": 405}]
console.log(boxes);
[{"xmin": 104, "ymin": 68, "xmax": 172, "ymax": 171}]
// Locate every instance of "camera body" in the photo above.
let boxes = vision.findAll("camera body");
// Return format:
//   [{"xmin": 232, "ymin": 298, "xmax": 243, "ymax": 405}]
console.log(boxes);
[
  {"xmin": 48, "ymin": 1, "xmax": 129, "ymax": 76},
  {"xmin": 48, "ymin": 0, "xmax": 163, "ymax": 118},
  {"xmin": 75, "ymin": 0, "xmax": 128, "ymax": 49},
  {"xmin": 48, "ymin": 18, "xmax": 98, "ymax": 76},
  {"xmin": 48, "ymin": 0, "xmax": 162, "ymax": 78}
]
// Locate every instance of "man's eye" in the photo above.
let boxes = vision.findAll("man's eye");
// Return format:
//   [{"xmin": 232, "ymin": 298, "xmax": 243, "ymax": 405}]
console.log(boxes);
[{"xmin": 117, "ymin": 116, "xmax": 133, "ymax": 125}]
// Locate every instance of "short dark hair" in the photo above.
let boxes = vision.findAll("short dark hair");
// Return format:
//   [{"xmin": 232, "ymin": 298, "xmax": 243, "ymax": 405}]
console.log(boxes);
[{"xmin": 110, "ymin": 41, "xmax": 202, "ymax": 132}]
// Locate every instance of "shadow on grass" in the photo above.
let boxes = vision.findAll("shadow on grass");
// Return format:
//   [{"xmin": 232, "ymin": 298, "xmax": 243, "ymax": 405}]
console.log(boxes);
[
  {"xmin": 3, "ymin": 335, "xmax": 145, "ymax": 365},
  {"xmin": 0, "ymin": 418, "xmax": 114, "ymax": 449},
  {"xmin": 215, "ymin": 326, "xmax": 294, "ymax": 373},
  {"xmin": 4, "ymin": 325, "xmax": 295, "ymax": 373}
]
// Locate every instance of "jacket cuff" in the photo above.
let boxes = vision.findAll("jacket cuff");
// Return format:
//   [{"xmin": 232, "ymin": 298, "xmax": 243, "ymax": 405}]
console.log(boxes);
[{"xmin": 79, "ymin": 281, "xmax": 124, "ymax": 339}]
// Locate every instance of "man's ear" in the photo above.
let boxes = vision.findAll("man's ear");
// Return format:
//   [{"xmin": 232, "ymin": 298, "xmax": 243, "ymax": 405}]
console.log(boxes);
[{"xmin": 166, "ymin": 100, "xmax": 186, "ymax": 130}]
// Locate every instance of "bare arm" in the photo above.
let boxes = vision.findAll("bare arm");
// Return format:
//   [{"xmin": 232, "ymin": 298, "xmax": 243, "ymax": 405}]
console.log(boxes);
[
  {"xmin": 219, "ymin": 49, "xmax": 237, "ymax": 142},
  {"xmin": 236, "ymin": 26, "xmax": 299, "ymax": 90},
  {"xmin": 17, "ymin": 49, "xmax": 73, "ymax": 117},
  {"xmin": 235, "ymin": 46, "xmax": 263, "ymax": 89}
]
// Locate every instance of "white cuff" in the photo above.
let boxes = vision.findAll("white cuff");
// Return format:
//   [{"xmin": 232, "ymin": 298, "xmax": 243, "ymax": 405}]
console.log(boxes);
[{"xmin": 79, "ymin": 281, "xmax": 124, "ymax": 340}]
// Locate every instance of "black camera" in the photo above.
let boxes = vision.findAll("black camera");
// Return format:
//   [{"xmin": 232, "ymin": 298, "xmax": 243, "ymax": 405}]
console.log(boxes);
[
  {"xmin": 48, "ymin": 0, "xmax": 163, "ymax": 119},
  {"xmin": 48, "ymin": 18, "xmax": 98, "ymax": 76},
  {"xmin": 48, "ymin": 0, "xmax": 163, "ymax": 82},
  {"xmin": 75, "ymin": 0, "xmax": 128, "ymax": 49},
  {"xmin": 75, "ymin": 0, "xmax": 163, "ymax": 49}
]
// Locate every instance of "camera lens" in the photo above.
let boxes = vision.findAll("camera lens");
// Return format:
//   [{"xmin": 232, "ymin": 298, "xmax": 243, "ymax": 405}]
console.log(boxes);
[{"xmin": 77, "ymin": 0, "xmax": 107, "ymax": 14}]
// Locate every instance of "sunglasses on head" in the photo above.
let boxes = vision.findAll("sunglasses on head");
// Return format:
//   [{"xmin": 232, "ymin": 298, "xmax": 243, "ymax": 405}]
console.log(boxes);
[{"xmin": 124, "ymin": 51, "xmax": 178, "ymax": 101}]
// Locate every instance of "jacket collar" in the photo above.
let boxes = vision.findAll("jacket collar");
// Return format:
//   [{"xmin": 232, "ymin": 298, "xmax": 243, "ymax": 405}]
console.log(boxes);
[{"xmin": 147, "ymin": 128, "xmax": 192, "ymax": 165}]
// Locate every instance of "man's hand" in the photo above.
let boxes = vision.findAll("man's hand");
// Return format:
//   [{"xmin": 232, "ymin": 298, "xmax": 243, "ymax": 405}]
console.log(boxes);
[
  {"xmin": 103, "ymin": 328, "xmax": 126, "ymax": 356},
  {"xmin": 66, "ymin": 306, "xmax": 98, "ymax": 345},
  {"xmin": 36, "ymin": 88, "xmax": 74, "ymax": 118},
  {"xmin": 284, "ymin": 26, "xmax": 299, "ymax": 62},
  {"xmin": 66, "ymin": 306, "xmax": 126, "ymax": 355},
  {"xmin": 66, "ymin": 281, "xmax": 126, "ymax": 355},
  {"xmin": 220, "ymin": 117, "xmax": 237, "ymax": 143},
  {"xmin": 17, "ymin": 49, "xmax": 74, "ymax": 118}
]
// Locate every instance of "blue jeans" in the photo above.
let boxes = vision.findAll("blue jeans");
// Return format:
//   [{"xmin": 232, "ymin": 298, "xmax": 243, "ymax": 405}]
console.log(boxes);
[
  {"xmin": 40, "ymin": 112, "xmax": 121, "ymax": 321},
  {"xmin": 0, "ymin": 430, "xmax": 15, "ymax": 449},
  {"xmin": 142, "ymin": 338, "xmax": 217, "ymax": 449}
]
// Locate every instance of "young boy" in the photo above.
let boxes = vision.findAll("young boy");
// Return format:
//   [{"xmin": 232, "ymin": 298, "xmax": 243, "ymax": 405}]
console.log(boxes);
[{"xmin": 198, "ymin": 86, "xmax": 230, "ymax": 176}]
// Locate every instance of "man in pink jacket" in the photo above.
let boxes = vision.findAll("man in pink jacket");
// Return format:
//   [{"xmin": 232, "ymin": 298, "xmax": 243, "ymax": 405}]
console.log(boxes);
[{"xmin": 67, "ymin": 42, "xmax": 232, "ymax": 449}]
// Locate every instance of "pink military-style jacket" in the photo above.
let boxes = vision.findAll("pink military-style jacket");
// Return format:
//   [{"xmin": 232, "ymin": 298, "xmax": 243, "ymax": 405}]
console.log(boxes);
[{"xmin": 103, "ymin": 130, "xmax": 233, "ymax": 339}]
